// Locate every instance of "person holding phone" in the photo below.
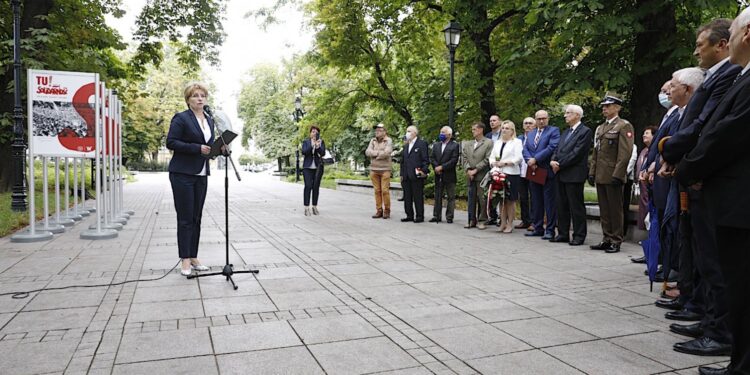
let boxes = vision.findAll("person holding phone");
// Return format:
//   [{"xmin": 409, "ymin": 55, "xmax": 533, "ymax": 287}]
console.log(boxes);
[{"xmin": 302, "ymin": 126, "xmax": 326, "ymax": 215}]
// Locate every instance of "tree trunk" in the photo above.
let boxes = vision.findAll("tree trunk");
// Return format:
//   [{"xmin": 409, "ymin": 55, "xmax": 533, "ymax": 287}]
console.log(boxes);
[
  {"xmin": 627, "ymin": 1, "xmax": 677, "ymax": 148},
  {"xmin": 0, "ymin": 0, "xmax": 55, "ymax": 192}
]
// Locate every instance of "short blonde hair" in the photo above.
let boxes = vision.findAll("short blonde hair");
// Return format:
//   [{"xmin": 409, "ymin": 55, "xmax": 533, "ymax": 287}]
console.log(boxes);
[{"xmin": 184, "ymin": 82, "xmax": 209, "ymax": 103}]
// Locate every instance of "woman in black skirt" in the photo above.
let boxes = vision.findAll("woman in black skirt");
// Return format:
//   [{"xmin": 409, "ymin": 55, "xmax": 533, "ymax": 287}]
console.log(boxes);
[{"xmin": 488, "ymin": 121, "xmax": 523, "ymax": 233}]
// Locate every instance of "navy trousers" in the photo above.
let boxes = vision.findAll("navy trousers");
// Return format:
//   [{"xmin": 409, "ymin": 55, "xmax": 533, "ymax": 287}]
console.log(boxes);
[
  {"xmin": 529, "ymin": 173, "xmax": 556, "ymax": 235},
  {"xmin": 169, "ymin": 172, "xmax": 208, "ymax": 259}
]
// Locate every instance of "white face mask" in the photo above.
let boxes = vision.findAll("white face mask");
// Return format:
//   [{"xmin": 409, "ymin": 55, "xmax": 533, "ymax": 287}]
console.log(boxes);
[{"xmin": 658, "ymin": 92, "xmax": 672, "ymax": 109}]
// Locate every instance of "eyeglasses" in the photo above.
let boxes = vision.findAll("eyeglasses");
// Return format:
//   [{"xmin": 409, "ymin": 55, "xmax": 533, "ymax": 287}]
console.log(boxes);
[{"xmin": 535, "ymin": 117, "xmax": 548, "ymax": 120}]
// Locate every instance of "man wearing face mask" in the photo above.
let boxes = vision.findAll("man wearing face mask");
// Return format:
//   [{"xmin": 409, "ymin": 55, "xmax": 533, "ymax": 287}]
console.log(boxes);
[
  {"xmin": 400, "ymin": 126, "xmax": 430, "ymax": 223},
  {"xmin": 430, "ymin": 126, "xmax": 460, "ymax": 223},
  {"xmin": 658, "ymin": 19, "xmax": 740, "ymax": 359}
]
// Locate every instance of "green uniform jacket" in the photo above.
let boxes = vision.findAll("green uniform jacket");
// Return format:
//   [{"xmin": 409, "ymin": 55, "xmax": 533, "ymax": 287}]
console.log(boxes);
[{"xmin": 589, "ymin": 117, "xmax": 635, "ymax": 184}]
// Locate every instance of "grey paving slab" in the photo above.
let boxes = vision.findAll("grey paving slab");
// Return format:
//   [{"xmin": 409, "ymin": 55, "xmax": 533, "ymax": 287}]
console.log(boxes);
[
  {"xmin": 493, "ymin": 317, "xmax": 597, "ymax": 348},
  {"xmin": 0, "ymin": 339, "xmax": 79, "ymax": 375},
  {"xmin": 411, "ymin": 280, "xmax": 483, "ymax": 297},
  {"xmin": 543, "ymin": 340, "xmax": 671, "ymax": 375},
  {"xmin": 259, "ymin": 277, "xmax": 326, "ymax": 293},
  {"xmin": 391, "ymin": 304, "xmax": 483, "ymax": 331},
  {"xmin": 116, "ymin": 327, "xmax": 213, "ymax": 364},
  {"xmin": 127, "ymin": 299, "xmax": 204, "ymax": 322},
  {"xmin": 267, "ymin": 290, "xmax": 342, "ymax": 310},
  {"xmin": 451, "ymin": 299, "xmax": 541, "ymax": 323},
  {"xmin": 371, "ymin": 367, "xmax": 433, "ymax": 375},
  {"xmin": 509, "ymin": 294, "xmax": 600, "ymax": 316},
  {"xmin": 422, "ymin": 323, "xmax": 532, "ymax": 360},
  {"xmin": 1, "ymin": 306, "xmax": 97, "ymax": 333},
  {"xmin": 468, "ymin": 349, "xmax": 584, "ymax": 375},
  {"xmin": 289, "ymin": 314, "xmax": 382, "ymax": 344},
  {"xmin": 309, "ymin": 336, "xmax": 419, "ymax": 375},
  {"xmin": 112, "ymin": 355, "xmax": 218, "ymax": 375},
  {"xmin": 22, "ymin": 289, "xmax": 106, "ymax": 311},
  {"xmin": 339, "ymin": 272, "xmax": 403, "ymax": 288},
  {"xmin": 203, "ymin": 294, "xmax": 277, "ymax": 316},
  {"xmin": 198, "ymin": 277, "xmax": 265, "ymax": 298},
  {"xmin": 210, "ymin": 320, "xmax": 301, "ymax": 354},
  {"xmin": 254, "ymin": 266, "xmax": 310, "ymax": 280},
  {"xmin": 217, "ymin": 346, "xmax": 324, "ymax": 375},
  {"xmin": 324, "ymin": 263, "xmax": 382, "ymax": 275},
  {"xmin": 132, "ymin": 283, "xmax": 201, "ymax": 303},
  {"xmin": 553, "ymin": 309, "xmax": 659, "ymax": 338}
]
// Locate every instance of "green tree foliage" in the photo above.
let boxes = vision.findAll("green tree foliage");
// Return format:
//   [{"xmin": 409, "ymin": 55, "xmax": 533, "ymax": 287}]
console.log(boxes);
[{"xmin": 236, "ymin": 64, "xmax": 296, "ymax": 162}]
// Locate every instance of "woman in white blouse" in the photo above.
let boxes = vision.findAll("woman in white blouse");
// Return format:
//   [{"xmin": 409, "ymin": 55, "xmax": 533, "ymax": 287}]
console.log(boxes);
[{"xmin": 488, "ymin": 121, "xmax": 523, "ymax": 233}]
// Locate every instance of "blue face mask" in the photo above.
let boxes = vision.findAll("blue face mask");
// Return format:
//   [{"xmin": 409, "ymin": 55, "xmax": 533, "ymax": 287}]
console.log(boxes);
[
  {"xmin": 438, "ymin": 133, "xmax": 447, "ymax": 142},
  {"xmin": 658, "ymin": 93, "xmax": 672, "ymax": 109}
]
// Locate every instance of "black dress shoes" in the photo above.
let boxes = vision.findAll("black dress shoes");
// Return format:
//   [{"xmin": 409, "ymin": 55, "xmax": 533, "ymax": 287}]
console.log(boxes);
[
  {"xmin": 654, "ymin": 269, "xmax": 679, "ymax": 282},
  {"xmin": 400, "ymin": 217, "xmax": 414, "ymax": 222},
  {"xmin": 549, "ymin": 236, "xmax": 570, "ymax": 243},
  {"xmin": 485, "ymin": 219, "xmax": 498, "ymax": 226},
  {"xmin": 669, "ymin": 322, "xmax": 704, "ymax": 338},
  {"xmin": 414, "ymin": 218, "xmax": 424, "ymax": 223},
  {"xmin": 428, "ymin": 217, "xmax": 441, "ymax": 223},
  {"xmin": 525, "ymin": 232, "xmax": 544, "ymax": 237},
  {"xmin": 568, "ymin": 239, "xmax": 584, "ymax": 246},
  {"xmin": 541, "ymin": 233, "xmax": 554, "ymax": 240},
  {"xmin": 630, "ymin": 256, "xmax": 646, "ymax": 263},
  {"xmin": 655, "ymin": 299, "xmax": 684, "ymax": 311},
  {"xmin": 673, "ymin": 337, "xmax": 731, "ymax": 356},
  {"xmin": 590, "ymin": 241, "xmax": 612, "ymax": 250},
  {"xmin": 515, "ymin": 222, "xmax": 531, "ymax": 229},
  {"xmin": 698, "ymin": 366, "xmax": 728, "ymax": 375},
  {"xmin": 446, "ymin": 219, "xmax": 453, "ymax": 223},
  {"xmin": 605, "ymin": 243, "xmax": 621, "ymax": 253},
  {"xmin": 665, "ymin": 309, "xmax": 703, "ymax": 321}
]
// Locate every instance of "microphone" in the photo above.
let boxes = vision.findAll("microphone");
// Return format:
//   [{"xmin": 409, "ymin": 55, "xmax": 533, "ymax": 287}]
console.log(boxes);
[{"xmin": 203, "ymin": 105, "xmax": 214, "ymax": 119}]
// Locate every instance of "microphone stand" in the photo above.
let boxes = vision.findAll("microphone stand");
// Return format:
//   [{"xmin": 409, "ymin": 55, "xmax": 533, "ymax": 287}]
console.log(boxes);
[{"xmin": 188, "ymin": 127, "xmax": 258, "ymax": 290}]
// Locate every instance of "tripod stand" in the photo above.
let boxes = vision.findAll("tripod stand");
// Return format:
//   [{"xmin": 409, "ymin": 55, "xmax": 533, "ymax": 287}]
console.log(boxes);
[{"xmin": 188, "ymin": 137, "xmax": 258, "ymax": 289}]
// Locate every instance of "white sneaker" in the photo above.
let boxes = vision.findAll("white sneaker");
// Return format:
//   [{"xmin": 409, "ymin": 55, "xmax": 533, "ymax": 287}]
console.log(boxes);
[
  {"xmin": 191, "ymin": 264, "xmax": 209, "ymax": 271},
  {"xmin": 180, "ymin": 267, "xmax": 192, "ymax": 276}
]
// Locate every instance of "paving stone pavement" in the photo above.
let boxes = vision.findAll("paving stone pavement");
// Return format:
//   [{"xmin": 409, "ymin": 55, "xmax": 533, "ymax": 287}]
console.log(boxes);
[{"xmin": 0, "ymin": 171, "xmax": 730, "ymax": 375}]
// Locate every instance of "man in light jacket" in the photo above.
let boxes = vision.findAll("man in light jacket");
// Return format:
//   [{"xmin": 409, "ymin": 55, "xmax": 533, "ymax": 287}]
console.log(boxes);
[{"xmin": 366, "ymin": 123, "xmax": 394, "ymax": 219}]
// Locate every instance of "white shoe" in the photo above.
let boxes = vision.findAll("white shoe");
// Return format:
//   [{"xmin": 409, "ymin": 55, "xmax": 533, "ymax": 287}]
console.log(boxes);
[
  {"xmin": 180, "ymin": 267, "xmax": 192, "ymax": 276},
  {"xmin": 312, "ymin": 206, "xmax": 319, "ymax": 215},
  {"xmin": 304, "ymin": 207, "xmax": 311, "ymax": 216},
  {"xmin": 191, "ymin": 264, "xmax": 209, "ymax": 271}
]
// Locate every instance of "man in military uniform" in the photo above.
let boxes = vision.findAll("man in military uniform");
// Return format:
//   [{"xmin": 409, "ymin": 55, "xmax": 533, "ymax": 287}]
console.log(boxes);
[{"xmin": 589, "ymin": 93, "xmax": 635, "ymax": 253}]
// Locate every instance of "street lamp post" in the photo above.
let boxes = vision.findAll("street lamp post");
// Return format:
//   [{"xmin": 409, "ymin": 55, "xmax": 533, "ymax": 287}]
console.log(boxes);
[
  {"xmin": 293, "ymin": 96, "xmax": 304, "ymax": 182},
  {"xmin": 442, "ymin": 20, "xmax": 462, "ymax": 131},
  {"xmin": 11, "ymin": 0, "xmax": 27, "ymax": 211}
]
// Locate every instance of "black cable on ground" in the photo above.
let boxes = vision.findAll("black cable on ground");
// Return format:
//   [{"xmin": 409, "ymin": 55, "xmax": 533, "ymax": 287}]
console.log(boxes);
[{"xmin": 0, "ymin": 260, "xmax": 181, "ymax": 299}]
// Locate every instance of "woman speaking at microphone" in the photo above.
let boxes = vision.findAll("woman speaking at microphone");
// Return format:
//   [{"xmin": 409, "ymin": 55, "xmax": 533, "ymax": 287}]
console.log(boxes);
[
  {"xmin": 166, "ymin": 82, "xmax": 213, "ymax": 276},
  {"xmin": 301, "ymin": 126, "xmax": 326, "ymax": 216}
]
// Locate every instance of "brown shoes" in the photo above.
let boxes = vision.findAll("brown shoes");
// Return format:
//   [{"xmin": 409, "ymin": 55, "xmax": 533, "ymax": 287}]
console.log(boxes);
[
  {"xmin": 383, "ymin": 210, "xmax": 390, "ymax": 219},
  {"xmin": 372, "ymin": 210, "xmax": 383, "ymax": 219}
]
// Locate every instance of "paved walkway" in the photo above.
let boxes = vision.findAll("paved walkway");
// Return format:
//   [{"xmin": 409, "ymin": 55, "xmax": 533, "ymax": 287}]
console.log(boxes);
[{"xmin": 0, "ymin": 171, "xmax": 728, "ymax": 374}]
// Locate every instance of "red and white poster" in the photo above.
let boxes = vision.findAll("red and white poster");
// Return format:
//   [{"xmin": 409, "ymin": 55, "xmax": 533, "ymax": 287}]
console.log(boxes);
[{"xmin": 28, "ymin": 69, "xmax": 98, "ymax": 157}]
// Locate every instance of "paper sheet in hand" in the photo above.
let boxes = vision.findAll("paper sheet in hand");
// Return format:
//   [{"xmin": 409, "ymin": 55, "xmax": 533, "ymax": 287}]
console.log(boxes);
[{"xmin": 208, "ymin": 130, "xmax": 237, "ymax": 158}]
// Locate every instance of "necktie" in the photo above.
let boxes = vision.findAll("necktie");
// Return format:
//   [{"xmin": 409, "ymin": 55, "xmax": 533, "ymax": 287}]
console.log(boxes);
[
  {"xmin": 565, "ymin": 128, "xmax": 575, "ymax": 142},
  {"xmin": 533, "ymin": 129, "xmax": 543, "ymax": 147},
  {"xmin": 733, "ymin": 72, "xmax": 743, "ymax": 85}
]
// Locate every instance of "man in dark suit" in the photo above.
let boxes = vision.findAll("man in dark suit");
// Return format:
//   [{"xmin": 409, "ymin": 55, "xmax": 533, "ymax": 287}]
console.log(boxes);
[
  {"xmin": 484, "ymin": 114, "xmax": 502, "ymax": 225},
  {"xmin": 400, "ymin": 125, "xmax": 430, "ymax": 223},
  {"xmin": 523, "ymin": 109, "xmax": 560, "ymax": 240},
  {"xmin": 430, "ymin": 126, "xmax": 459, "ymax": 223},
  {"xmin": 674, "ymin": 10, "xmax": 750, "ymax": 374},
  {"xmin": 658, "ymin": 19, "xmax": 740, "ymax": 357},
  {"xmin": 515, "ymin": 117, "xmax": 536, "ymax": 230},
  {"xmin": 550, "ymin": 105, "xmax": 592, "ymax": 246}
]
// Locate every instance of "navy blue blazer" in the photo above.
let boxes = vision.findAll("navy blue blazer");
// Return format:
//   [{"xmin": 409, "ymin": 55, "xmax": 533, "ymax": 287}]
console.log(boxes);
[
  {"xmin": 301, "ymin": 138, "xmax": 326, "ymax": 168},
  {"xmin": 675, "ymin": 71, "xmax": 750, "ymax": 228},
  {"xmin": 662, "ymin": 62, "xmax": 742, "ymax": 164},
  {"xmin": 522, "ymin": 126, "xmax": 560, "ymax": 170},
  {"xmin": 430, "ymin": 140, "xmax": 459, "ymax": 183},
  {"xmin": 166, "ymin": 110, "xmax": 214, "ymax": 175},
  {"xmin": 400, "ymin": 138, "xmax": 430, "ymax": 181},
  {"xmin": 552, "ymin": 124, "xmax": 592, "ymax": 183},
  {"xmin": 646, "ymin": 110, "xmax": 681, "ymax": 210}
]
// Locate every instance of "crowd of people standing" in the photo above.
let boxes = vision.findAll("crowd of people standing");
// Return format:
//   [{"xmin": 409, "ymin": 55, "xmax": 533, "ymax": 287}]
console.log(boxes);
[{"xmin": 359, "ymin": 13, "xmax": 750, "ymax": 375}]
